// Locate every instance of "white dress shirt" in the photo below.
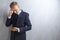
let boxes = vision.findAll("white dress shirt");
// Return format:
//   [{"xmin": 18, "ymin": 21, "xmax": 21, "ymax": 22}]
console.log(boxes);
[{"xmin": 8, "ymin": 10, "xmax": 22, "ymax": 32}]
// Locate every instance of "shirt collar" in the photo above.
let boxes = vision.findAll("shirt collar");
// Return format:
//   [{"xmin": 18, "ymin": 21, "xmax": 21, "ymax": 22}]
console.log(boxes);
[{"xmin": 17, "ymin": 10, "xmax": 22, "ymax": 15}]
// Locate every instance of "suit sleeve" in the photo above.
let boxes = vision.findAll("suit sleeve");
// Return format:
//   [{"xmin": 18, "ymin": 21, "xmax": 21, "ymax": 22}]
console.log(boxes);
[
  {"xmin": 5, "ymin": 17, "xmax": 12, "ymax": 27},
  {"xmin": 19, "ymin": 13, "xmax": 32, "ymax": 33}
]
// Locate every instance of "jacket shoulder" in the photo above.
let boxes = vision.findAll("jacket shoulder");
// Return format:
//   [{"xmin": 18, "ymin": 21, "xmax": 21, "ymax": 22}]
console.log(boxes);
[{"xmin": 23, "ymin": 11, "xmax": 29, "ymax": 16}]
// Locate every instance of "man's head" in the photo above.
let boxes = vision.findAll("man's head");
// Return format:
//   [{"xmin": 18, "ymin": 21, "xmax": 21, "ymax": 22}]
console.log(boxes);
[{"xmin": 10, "ymin": 1, "xmax": 20, "ymax": 13}]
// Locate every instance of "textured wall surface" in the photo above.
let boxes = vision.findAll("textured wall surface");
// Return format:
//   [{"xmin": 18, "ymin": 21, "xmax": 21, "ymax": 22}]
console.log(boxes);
[{"xmin": 0, "ymin": 0, "xmax": 60, "ymax": 40}]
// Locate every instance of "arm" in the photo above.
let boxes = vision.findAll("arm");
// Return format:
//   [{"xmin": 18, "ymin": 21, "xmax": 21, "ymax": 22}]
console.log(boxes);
[
  {"xmin": 5, "ymin": 16, "xmax": 12, "ymax": 27},
  {"xmin": 5, "ymin": 9, "xmax": 13, "ymax": 27},
  {"xmin": 18, "ymin": 13, "xmax": 32, "ymax": 33}
]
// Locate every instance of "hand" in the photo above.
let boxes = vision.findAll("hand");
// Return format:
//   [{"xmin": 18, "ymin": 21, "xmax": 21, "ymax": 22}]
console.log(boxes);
[
  {"xmin": 13, "ymin": 10, "xmax": 17, "ymax": 13},
  {"xmin": 9, "ymin": 9, "xmax": 13, "ymax": 16},
  {"xmin": 9, "ymin": 27, "xmax": 18, "ymax": 32}
]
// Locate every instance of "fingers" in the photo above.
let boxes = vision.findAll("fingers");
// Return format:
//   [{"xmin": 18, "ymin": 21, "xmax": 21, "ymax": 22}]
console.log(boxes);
[
  {"xmin": 9, "ymin": 27, "xmax": 18, "ymax": 31},
  {"xmin": 9, "ymin": 9, "xmax": 13, "ymax": 16},
  {"xmin": 11, "ymin": 29, "xmax": 17, "ymax": 31},
  {"xmin": 12, "ymin": 27, "xmax": 18, "ymax": 31},
  {"xmin": 13, "ymin": 11, "xmax": 17, "ymax": 13}
]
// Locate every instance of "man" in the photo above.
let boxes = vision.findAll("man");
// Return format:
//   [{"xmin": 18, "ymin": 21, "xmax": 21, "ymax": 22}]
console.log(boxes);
[{"xmin": 5, "ymin": 1, "xmax": 32, "ymax": 40}]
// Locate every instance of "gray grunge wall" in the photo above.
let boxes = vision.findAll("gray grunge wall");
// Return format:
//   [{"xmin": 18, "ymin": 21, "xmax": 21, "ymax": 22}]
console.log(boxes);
[{"xmin": 0, "ymin": 0, "xmax": 60, "ymax": 40}]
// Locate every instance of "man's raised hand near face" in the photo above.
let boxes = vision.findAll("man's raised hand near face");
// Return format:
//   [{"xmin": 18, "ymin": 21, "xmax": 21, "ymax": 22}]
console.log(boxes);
[
  {"xmin": 9, "ymin": 9, "xmax": 13, "ymax": 16},
  {"xmin": 9, "ymin": 9, "xmax": 17, "ymax": 16}
]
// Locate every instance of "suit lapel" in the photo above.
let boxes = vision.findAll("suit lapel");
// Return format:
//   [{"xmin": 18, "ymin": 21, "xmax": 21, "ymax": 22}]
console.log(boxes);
[{"xmin": 18, "ymin": 10, "xmax": 23, "ymax": 17}]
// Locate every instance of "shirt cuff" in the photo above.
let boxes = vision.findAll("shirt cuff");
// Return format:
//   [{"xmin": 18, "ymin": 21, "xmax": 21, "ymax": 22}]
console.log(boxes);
[{"xmin": 17, "ymin": 28, "xmax": 20, "ymax": 32}]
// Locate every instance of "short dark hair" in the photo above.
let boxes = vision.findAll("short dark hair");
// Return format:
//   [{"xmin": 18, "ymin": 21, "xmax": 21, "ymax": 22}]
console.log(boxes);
[{"xmin": 10, "ymin": 1, "xmax": 18, "ymax": 8}]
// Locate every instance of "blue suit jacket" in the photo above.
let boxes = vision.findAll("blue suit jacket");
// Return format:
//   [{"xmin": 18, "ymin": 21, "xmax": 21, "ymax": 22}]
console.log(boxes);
[{"xmin": 5, "ymin": 10, "xmax": 32, "ymax": 40}]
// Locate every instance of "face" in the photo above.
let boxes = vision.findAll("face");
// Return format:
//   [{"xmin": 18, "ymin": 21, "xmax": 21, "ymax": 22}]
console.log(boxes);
[{"xmin": 11, "ymin": 5, "xmax": 20, "ymax": 13}]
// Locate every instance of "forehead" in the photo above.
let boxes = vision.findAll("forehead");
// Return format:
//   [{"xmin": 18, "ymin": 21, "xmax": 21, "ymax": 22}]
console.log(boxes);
[{"xmin": 11, "ymin": 5, "xmax": 18, "ymax": 8}]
